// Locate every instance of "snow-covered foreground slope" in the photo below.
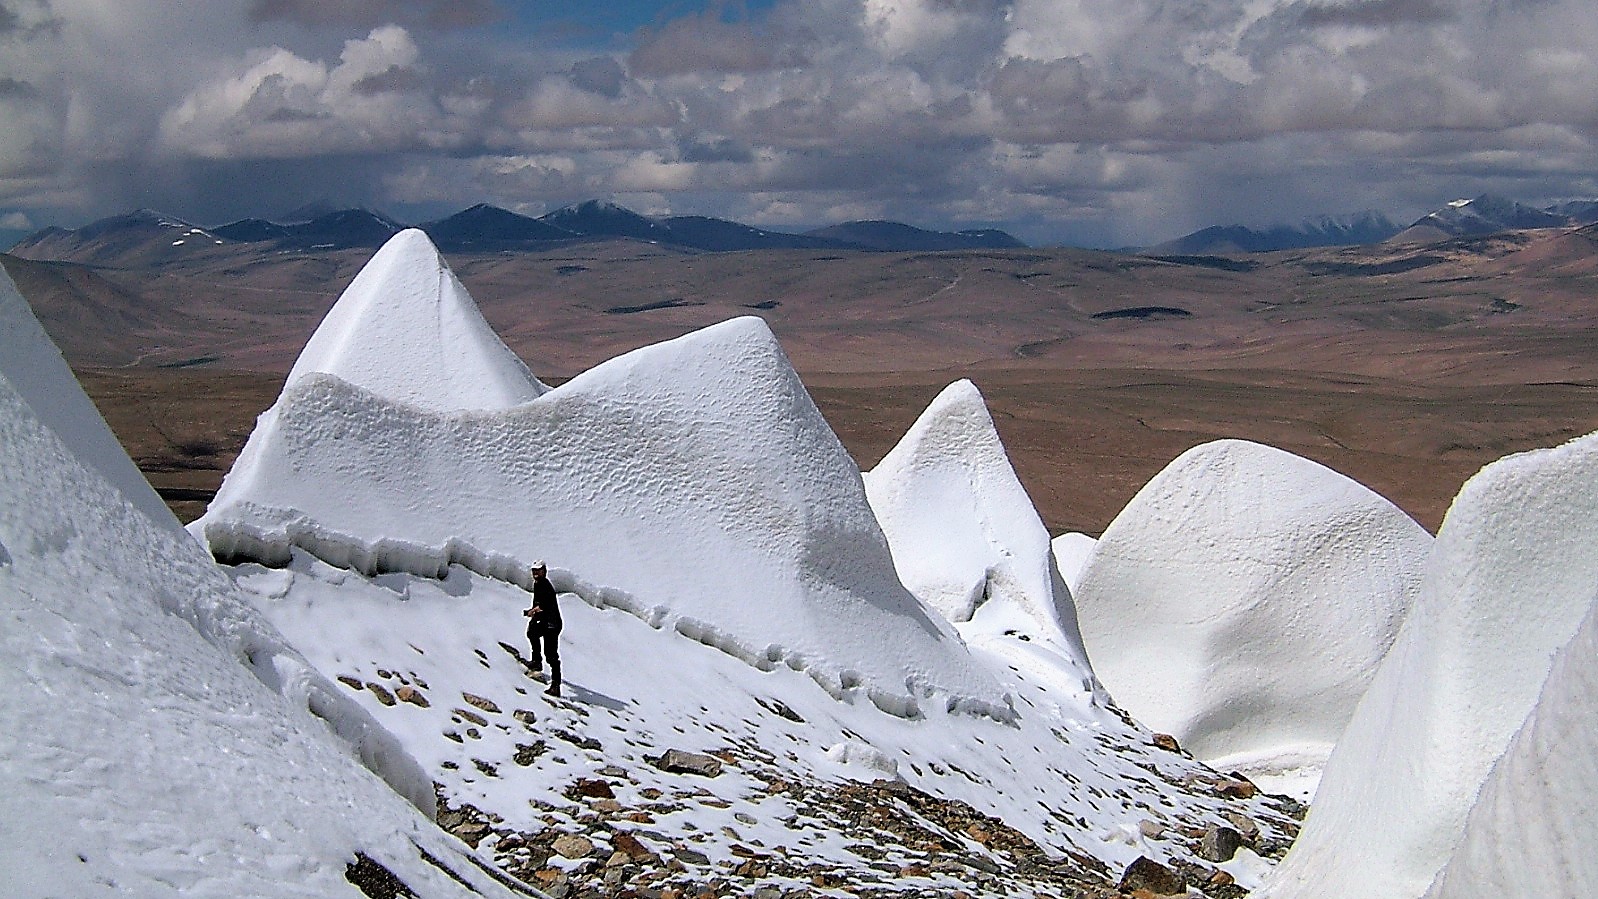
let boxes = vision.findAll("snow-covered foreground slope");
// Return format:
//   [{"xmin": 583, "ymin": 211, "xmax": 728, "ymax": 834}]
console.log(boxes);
[
  {"xmin": 1071, "ymin": 440, "xmax": 1432, "ymax": 793},
  {"xmin": 197, "ymin": 231, "xmax": 1006, "ymax": 719},
  {"xmin": 1425, "ymin": 592, "xmax": 1598, "ymax": 897},
  {"xmin": 0, "ymin": 272, "xmax": 519, "ymax": 899},
  {"xmin": 863, "ymin": 379, "xmax": 1100, "ymax": 703},
  {"xmin": 227, "ymin": 549, "xmax": 1305, "ymax": 897},
  {"xmin": 1258, "ymin": 431, "xmax": 1598, "ymax": 899}
]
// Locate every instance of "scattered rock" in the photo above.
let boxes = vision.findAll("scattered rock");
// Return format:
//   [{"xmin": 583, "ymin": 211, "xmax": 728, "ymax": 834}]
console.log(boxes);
[
  {"xmin": 1138, "ymin": 820, "xmax": 1166, "ymax": 839},
  {"xmin": 654, "ymin": 749, "xmax": 723, "ymax": 778},
  {"xmin": 453, "ymin": 707, "xmax": 488, "ymax": 727},
  {"xmin": 513, "ymin": 741, "xmax": 546, "ymax": 766},
  {"xmin": 673, "ymin": 847, "xmax": 711, "ymax": 867},
  {"xmin": 1151, "ymin": 733, "xmax": 1181, "ymax": 753},
  {"xmin": 566, "ymin": 778, "xmax": 616, "ymax": 800},
  {"xmin": 1199, "ymin": 825, "xmax": 1244, "ymax": 862},
  {"xmin": 612, "ymin": 831, "xmax": 656, "ymax": 862},
  {"xmin": 1223, "ymin": 810, "xmax": 1260, "ymax": 842},
  {"xmin": 366, "ymin": 683, "xmax": 396, "ymax": 706},
  {"xmin": 1119, "ymin": 856, "xmax": 1185, "ymax": 896},
  {"xmin": 462, "ymin": 692, "xmax": 501, "ymax": 714},
  {"xmin": 1210, "ymin": 869, "xmax": 1236, "ymax": 886},
  {"xmin": 337, "ymin": 675, "xmax": 364, "ymax": 690},
  {"xmin": 552, "ymin": 834, "xmax": 594, "ymax": 859},
  {"xmin": 1215, "ymin": 778, "xmax": 1257, "ymax": 800},
  {"xmin": 513, "ymin": 708, "xmax": 537, "ymax": 728},
  {"xmin": 395, "ymin": 685, "xmax": 429, "ymax": 708}
]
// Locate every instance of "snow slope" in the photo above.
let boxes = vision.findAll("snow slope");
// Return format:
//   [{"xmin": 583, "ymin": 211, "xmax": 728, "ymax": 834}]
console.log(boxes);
[
  {"xmin": 197, "ymin": 312, "xmax": 1008, "ymax": 719},
  {"xmin": 0, "ymin": 293, "xmax": 520, "ymax": 898},
  {"xmin": 862, "ymin": 379, "xmax": 1100, "ymax": 701},
  {"xmin": 1424, "ymin": 592, "xmax": 1598, "ymax": 897},
  {"xmin": 225, "ymin": 544, "xmax": 1306, "ymax": 897},
  {"xmin": 286, "ymin": 228, "xmax": 547, "ymax": 412},
  {"xmin": 0, "ymin": 265, "xmax": 176, "ymax": 528},
  {"xmin": 1257, "ymin": 430, "xmax": 1598, "ymax": 899},
  {"xmin": 1070, "ymin": 439, "xmax": 1431, "ymax": 788}
]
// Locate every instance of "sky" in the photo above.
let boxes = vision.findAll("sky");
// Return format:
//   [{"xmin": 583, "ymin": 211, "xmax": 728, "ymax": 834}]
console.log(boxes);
[{"xmin": 1, "ymin": 0, "xmax": 1597, "ymax": 248}]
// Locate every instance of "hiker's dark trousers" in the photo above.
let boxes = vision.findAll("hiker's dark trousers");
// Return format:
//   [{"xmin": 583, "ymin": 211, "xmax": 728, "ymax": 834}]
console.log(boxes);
[{"xmin": 528, "ymin": 625, "xmax": 561, "ymax": 688}]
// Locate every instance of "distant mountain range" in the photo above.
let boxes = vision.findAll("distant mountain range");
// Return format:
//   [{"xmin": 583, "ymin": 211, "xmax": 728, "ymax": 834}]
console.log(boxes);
[
  {"xmin": 9, "ymin": 201, "xmax": 1027, "ymax": 267},
  {"xmin": 1153, "ymin": 195, "xmax": 1598, "ymax": 255},
  {"xmin": 14, "ymin": 193, "xmax": 1598, "ymax": 268}
]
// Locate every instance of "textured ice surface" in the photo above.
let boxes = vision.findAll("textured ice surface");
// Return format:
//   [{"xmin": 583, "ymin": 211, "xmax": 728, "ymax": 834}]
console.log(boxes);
[
  {"xmin": 1425, "ymin": 592, "xmax": 1598, "ymax": 897},
  {"xmin": 1259, "ymin": 430, "xmax": 1598, "ymax": 899},
  {"xmin": 1071, "ymin": 439, "xmax": 1431, "ymax": 781}
]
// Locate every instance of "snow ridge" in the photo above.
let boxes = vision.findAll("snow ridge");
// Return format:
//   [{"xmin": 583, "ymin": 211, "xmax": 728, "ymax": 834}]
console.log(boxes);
[
  {"xmin": 199, "ymin": 314, "xmax": 1012, "ymax": 723},
  {"xmin": 208, "ymin": 513, "xmax": 998, "ymax": 720}
]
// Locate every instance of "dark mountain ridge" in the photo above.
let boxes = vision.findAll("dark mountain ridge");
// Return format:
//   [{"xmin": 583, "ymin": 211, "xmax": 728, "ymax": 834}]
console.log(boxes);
[{"xmin": 11, "ymin": 201, "xmax": 1028, "ymax": 265}]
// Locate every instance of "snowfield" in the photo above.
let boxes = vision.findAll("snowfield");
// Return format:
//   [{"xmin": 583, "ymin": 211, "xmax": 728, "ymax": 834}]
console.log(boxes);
[{"xmin": 7, "ymin": 228, "xmax": 1598, "ymax": 897}]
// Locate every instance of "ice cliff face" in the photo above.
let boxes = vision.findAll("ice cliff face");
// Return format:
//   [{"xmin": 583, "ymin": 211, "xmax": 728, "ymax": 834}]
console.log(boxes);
[
  {"xmin": 1071, "ymin": 439, "xmax": 1432, "ymax": 785},
  {"xmin": 1259, "ymin": 430, "xmax": 1598, "ymax": 899}
]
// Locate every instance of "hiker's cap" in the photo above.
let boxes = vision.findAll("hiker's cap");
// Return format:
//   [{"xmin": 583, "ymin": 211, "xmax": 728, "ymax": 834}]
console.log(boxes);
[{"xmin": 531, "ymin": 560, "xmax": 546, "ymax": 571}]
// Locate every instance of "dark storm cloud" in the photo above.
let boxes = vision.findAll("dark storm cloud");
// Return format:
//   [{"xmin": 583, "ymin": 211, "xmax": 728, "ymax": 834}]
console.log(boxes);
[
  {"xmin": 0, "ymin": 76, "xmax": 39, "ymax": 99},
  {"xmin": 1297, "ymin": 0, "xmax": 1451, "ymax": 27},
  {"xmin": 353, "ymin": 65, "xmax": 429, "ymax": 95},
  {"xmin": 678, "ymin": 137, "xmax": 755, "ymax": 163},
  {"xmin": 569, "ymin": 57, "xmax": 627, "ymax": 99},
  {"xmin": 248, "ymin": 0, "xmax": 503, "ymax": 30}
]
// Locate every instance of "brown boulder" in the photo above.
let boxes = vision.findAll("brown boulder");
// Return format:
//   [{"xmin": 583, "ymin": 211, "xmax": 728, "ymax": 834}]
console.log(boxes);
[{"xmin": 1119, "ymin": 856, "xmax": 1185, "ymax": 896}]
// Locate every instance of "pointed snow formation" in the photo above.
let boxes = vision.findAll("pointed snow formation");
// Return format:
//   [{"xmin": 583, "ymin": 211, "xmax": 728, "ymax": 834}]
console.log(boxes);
[
  {"xmin": 197, "ymin": 315, "xmax": 1007, "ymax": 716},
  {"xmin": 1072, "ymin": 439, "xmax": 1431, "ymax": 788},
  {"xmin": 0, "ymin": 302, "xmax": 514, "ymax": 897},
  {"xmin": 0, "ymin": 265, "xmax": 179, "ymax": 529},
  {"xmin": 1259, "ymin": 430, "xmax": 1598, "ymax": 899},
  {"xmin": 289, "ymin": 228, "xmax": 547, "ymax": 412},
  {"xmin": 863, "ymin": 380, "xmax": 1097, "ymax": 694}
]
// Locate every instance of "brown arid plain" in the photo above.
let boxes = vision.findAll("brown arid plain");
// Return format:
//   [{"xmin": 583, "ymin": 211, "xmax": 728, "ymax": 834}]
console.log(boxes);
[{"xmin": 8, "ymin": 222, "xmax": 1598, "ymax": 535}]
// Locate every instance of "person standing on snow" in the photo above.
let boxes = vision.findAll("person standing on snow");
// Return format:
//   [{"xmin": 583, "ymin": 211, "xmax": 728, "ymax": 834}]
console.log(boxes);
[{"xmin": 523, "ymin": 561, "xmax": 562, "ymax": 697}]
